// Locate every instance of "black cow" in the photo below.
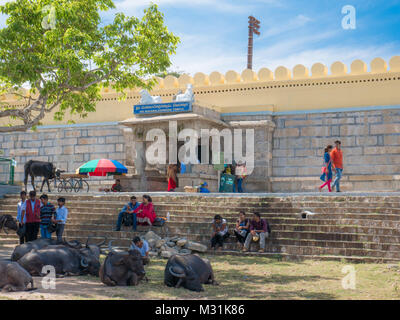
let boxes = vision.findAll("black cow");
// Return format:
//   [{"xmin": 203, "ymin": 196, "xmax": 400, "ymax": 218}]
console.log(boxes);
[
  {"xmin": 99, "ymin": 241, "xmax": 146, "ymax": 286},
  {"xmin": 24, "ymin": 160, "xmax": 58, "ymax": 192},
  {"xmin": 11, "ymin": 237, "xmax": 105, "ymax": 262},
  {"xmin": 164, "ymin": 254, "xmax": 218, "ymax": 292},
  {"xmin": 0, "ymin": 215, "xmax": 18, "ymax": 234},
  {"xmin": 0, "ymin": 261, "xmax": 35, "ymax": 292},
  {"xmin": 17, "ymin": 244, "xmax": 101, "ymax": 277},
  {"xmin": 11, "ymin": 238, "xmax": 58, "ymax": 262}
]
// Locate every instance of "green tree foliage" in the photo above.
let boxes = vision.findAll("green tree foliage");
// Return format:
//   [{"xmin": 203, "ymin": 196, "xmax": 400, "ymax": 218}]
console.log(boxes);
[{"xmin": 0, "ymin": 0, "xmax": 179, "ymax": 132}]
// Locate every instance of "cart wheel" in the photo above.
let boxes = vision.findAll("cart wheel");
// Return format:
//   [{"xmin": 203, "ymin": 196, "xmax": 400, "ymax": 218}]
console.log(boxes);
[
  {"xmin": 57, "ymin": 182, "xmax": 64, "ymax": 193},
  {"xmin": 64, "ymin": 180, "xmax": 73, "ymax": 193},
  {"xmin": 74, "ymin": 180, "xmax": 89, "ymax": 193}
]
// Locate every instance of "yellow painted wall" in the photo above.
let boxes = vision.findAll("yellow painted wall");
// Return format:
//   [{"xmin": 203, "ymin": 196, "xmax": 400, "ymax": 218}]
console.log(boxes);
[{"xmin": 1, "ymin": 56, "xmax": 400, "ymax": 126}]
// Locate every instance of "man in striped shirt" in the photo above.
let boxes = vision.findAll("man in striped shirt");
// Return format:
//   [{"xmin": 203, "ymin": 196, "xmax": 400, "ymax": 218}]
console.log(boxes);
[{"xmin": 39, "ymin": 194, "xmax": 55, "ymax": 239}]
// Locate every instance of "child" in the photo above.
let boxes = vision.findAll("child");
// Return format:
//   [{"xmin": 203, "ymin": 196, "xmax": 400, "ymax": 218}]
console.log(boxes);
[
  {"xmin": 39, "ymin": 194, "xmax": 55, "ymax": 239},
  {"xmin": 53, "ymin": 197, "xmax": 68, "ymax": 243}
]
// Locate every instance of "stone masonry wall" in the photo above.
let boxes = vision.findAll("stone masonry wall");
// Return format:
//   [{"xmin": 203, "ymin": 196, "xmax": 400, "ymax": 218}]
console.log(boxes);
[
  {"xmin": 271, "ymin": 107, "xmax": 400, "ymax": 192},
  {"xmin": 0, "ymin": 124, "xmax": 125, "ymax": 184}
]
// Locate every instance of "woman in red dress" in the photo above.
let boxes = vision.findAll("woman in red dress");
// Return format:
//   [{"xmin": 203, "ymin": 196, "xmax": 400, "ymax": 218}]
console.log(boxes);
[
  {"xmin": 167, "ymin": 164, "xmax": 177, "ymax": 192},
  {"xmin": 134, "ymin": 195, "xmax": 156, "ymax": 226}
]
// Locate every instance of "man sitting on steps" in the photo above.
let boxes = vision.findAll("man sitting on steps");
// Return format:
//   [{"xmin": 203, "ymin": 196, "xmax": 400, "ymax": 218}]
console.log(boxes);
[
  {"xmin": 243, "ymin": 212, "xmax": 270, "ymax": 253},
  {"xmin": 115, "ymin": 196, "xmax": 140, "ymax": 231}
]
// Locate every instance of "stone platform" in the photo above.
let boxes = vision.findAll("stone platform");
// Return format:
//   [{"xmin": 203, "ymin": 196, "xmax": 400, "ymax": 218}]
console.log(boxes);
[{"xmin": 2, "ymin": 192, "xmax": 400, "ymax": 263}]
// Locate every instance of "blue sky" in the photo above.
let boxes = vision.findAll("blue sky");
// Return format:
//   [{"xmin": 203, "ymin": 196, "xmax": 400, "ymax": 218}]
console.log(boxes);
[
  {"xmin": 1, "ymin": 0, "xmax": 399, "ymax": 76},
  {"xmin": 108, "ymin": 0, "xmax": 400, "ymax": 75}
]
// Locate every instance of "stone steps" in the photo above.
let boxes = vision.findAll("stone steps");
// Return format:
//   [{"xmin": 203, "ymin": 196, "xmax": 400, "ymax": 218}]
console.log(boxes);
[
  {"xmin": 3, "ymin": 193, "xmax": 400, "ymax": 262},
  {"xmin": 61, "ymin": 221, "xmax": 400, "ymax": 237}
]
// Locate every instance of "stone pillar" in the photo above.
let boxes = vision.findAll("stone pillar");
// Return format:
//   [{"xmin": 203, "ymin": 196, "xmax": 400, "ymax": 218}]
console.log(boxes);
[
  {"xmin": 135, "ymin": 140, "xmax": 147, "ymax": 191},
  {"xmin": 228, "ymin": 119, "xmax": 275, "ymax": 192}
]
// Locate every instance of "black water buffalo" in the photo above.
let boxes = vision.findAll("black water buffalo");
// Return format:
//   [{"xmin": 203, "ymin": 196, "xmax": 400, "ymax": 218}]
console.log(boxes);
[
  {"xmin": 11, "ymin": 238, "xmax": 58, "ymax": 262},
  {"xmin": 0, "ymin": 215, "xmax": 18, "ymax": 234},
  {"xmin": 24, "ymin": 160, "xmax": 58, "ymax": 192},
  {"xmin": 164, "ymin": 254, "xmax": 218, "ymax": 292},
  {"xmin": 99, "ymin": 241, "xmax": 146, "ymax": 286},
  {"xmin": 11, "ymin": 237, "xmax": 105, "ymax": 262},
  {"xmin": 17, "ymin": 244, "xmax": 101, "ymax": 277},
  {"xmin": 0, "ymin": 261, "xmax": 35, "ymax": 292}
]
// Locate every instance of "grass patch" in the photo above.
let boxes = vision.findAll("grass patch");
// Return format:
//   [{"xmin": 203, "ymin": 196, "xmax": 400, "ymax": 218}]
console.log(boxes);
[{"xmin": 1, "ymin": 255, "xmax": 400, "ymax": 300}]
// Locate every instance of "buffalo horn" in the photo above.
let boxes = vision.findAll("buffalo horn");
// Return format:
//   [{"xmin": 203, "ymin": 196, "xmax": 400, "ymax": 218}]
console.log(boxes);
[
  {"xmin": 169, "ymin": 266, "xmax": 185, "ymax": 278},
  {"xmin": 96, "ymin": 237, "xmax": 107, "ymax": 247},
  {"xmin": 85, "ymin": 236, "xmax": 92, "ymax": 248},
  {"xmin": 108, "ymin": 240, "xmax": 118, "ymax": 254},
  {"xmin": 80, "ymin": 257, "xmax": 89, "ymax": 268}
]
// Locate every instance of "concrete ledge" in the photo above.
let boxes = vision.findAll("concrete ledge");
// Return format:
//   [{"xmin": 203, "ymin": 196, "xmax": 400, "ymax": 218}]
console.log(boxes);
[{"xmin": 271, "ymin": 175, "xmax": 400, "ymax": 182}]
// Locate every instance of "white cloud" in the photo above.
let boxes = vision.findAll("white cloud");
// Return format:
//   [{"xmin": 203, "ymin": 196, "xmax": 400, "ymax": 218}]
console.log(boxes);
[{"xmin": 260, "ymin": 14, "xmax": 312, "ymax": 39}]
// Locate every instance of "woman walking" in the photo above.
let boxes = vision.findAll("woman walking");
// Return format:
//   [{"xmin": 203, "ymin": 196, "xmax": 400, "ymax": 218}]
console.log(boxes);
[
  {"xmin": 319, "ymin": 145, "xmax": 333, "ymax": 192},
  {"xmin": 167, "ymin": 164, "xmax": 178, "ymax": 192}
]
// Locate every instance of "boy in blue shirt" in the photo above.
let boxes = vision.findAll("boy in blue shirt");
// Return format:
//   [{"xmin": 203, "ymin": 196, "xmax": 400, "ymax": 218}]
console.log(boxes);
[{"xmin": 54, "ymin": 197, "xmax": 68, "ymax": 243}]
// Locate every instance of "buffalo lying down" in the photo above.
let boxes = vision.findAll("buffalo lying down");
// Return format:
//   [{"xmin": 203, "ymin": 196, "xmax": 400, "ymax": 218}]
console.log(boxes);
[
  {"xmin": 164, "ymin": 254, "xmax": 218, "ymax": 292},
  {"xmin": 0, "ymin": 215, "xmax": 18, "ymax": 234},
  {"xmin": 17, "ymin": 245, "xmax": 101, "ymax": 277},
  {"xmin": 0, "ymin": 261, "xmax": 35, "ymax": 292},
  {"xmin": 100, "ymin": 241, "xmax": 146, "ymax": 286},
  {"xmin": 11, "ymin": 238, "xmax": 58, "ymax": 262},
  {"xmin": 11, "ymin": 237, "xmax": 104, "ymax": 262}
]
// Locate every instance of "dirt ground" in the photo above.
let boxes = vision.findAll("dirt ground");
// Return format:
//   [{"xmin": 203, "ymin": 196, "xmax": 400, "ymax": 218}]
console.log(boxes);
[{"xmin": 1, "ymin": 247, "xmax": 400, "ymax": 300}]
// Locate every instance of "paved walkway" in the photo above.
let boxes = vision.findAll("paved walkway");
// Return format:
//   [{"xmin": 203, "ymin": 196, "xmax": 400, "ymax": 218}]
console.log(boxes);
[{"xmin": 6, "ymin": 191, "xmax": 400, "ymax": 198}]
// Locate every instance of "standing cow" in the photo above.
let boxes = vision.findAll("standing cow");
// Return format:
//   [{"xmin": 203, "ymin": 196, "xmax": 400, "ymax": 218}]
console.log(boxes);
[
  {"xmin": 24, "ymin": 160, "xmax": 58, "ymax": 192},
  {"xmin": 100, "ymin": 241, "xmax": 146, "ymax": 286},
  {"xmin": 0, "ymin": 261, "xmax": 35, "ymax": 292},
  {"xmin": 164, "ymin": 254, "xmax": 218, "ymax": 292}
]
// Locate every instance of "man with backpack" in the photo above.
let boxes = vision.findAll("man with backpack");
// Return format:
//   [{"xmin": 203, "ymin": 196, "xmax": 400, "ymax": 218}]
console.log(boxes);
[
  {"xmin": 243, "ymin": 212, "xmax": 271, "ymax": 253},
  {"xmin": 115, "ymin": 196, "xmax": 140, "ymax": 231}
]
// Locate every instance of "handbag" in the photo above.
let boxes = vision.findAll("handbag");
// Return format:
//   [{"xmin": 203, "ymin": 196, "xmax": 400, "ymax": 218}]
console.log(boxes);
[
  {"xmin": 47, "ymin": 222, "xmax": 57, "ymax": 233},
  {"xmin": 17, "ymin": 224, "xmax": 26, "ymax": 238},
  {"xmin": 153, "ymin": 217, "xmax": 166, "ymax": 227}
]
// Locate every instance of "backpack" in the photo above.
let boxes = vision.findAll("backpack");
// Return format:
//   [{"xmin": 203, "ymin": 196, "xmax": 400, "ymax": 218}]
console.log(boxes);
[
  {"xmin": 122, "ymin": 213, "xmax": 133, "ymax": 227},
  {"xmin": 152, "ymin": 217, "xmax": 166, "ymax": 227}
]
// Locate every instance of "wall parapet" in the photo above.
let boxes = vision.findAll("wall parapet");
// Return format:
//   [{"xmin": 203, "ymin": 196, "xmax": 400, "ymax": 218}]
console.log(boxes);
[{"xmin": 150, "ymin": 56, "xmax": 400, "ymax": 90}]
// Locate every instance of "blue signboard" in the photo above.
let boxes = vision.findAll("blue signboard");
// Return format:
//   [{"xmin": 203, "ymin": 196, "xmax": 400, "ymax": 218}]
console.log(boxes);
[{"xmin": 134, "ymin": 101, "xmax": 192, "ymax": 115}]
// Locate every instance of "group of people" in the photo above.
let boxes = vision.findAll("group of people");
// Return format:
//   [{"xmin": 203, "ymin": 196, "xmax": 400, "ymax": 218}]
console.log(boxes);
[
  {"xmin": 211, "ymin": 212, "xmax": 270, "ymax": 253},
  {"xmin": 166, "ymin": 160, "xmax": 248, "ymax": 193},
  {"xmin": 16, "ymin": 191, "xmax": 68, "ymax": 244},
  {"xmin": 319, "ymin": 140, "xmax": 343, "ymax": 192},
  {"xmin": 115, "ymin": 195, "xmax": 156, "ymax": 231},
  {"xmin": 222, "ymin": 161, "xmax": 248, "ymax": 193}
]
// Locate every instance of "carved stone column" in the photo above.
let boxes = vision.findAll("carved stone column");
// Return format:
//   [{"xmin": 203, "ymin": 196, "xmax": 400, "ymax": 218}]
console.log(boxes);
[{"xmin": 228, "ymin": 119, "xmax": 276, "ymax": 192}]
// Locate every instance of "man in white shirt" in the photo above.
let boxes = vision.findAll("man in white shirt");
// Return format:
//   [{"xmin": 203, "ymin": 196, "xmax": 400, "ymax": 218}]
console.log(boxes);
[{"xmin": 53, "ymin": 197, "xmax": 68, "ymax": 243}]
